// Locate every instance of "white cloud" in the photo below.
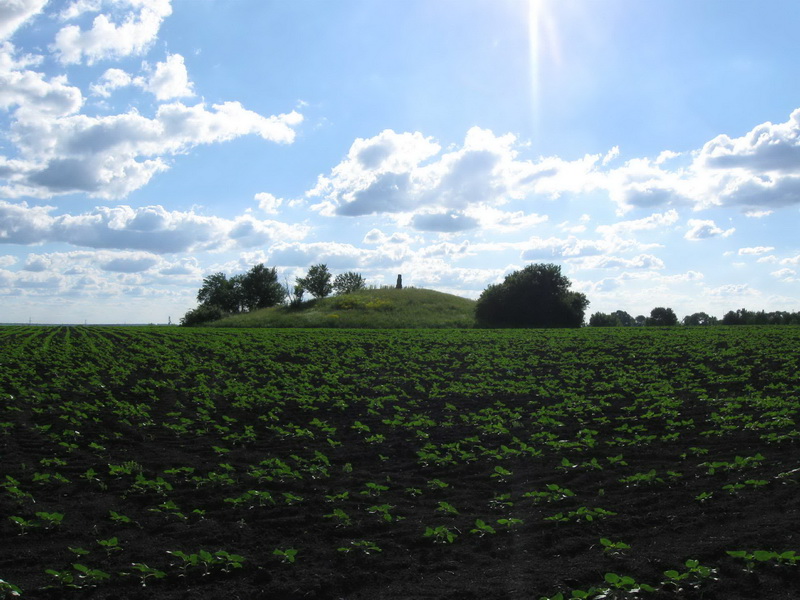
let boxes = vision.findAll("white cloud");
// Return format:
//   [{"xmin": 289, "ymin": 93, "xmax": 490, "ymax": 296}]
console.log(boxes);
[
  {"xmin": 362, "ymin": 229, "xmax": 415, "ymax": 246},
  {"xmin": 684, "ymin": 219, "xmax": 735, "ymax": 241},
  {"xmin": 596, "ymin": 209, "xmax": 680, "ymax": 236},
  {"xmin": 572, "ymin": 254, "xmax": 665, "ymax": 270},
  {"xmin": 255, "ymin": 192, "xmax": 283, "ymax": 214},
  {"xmin": 53, "ymin": 0, "xmax": 173, "ymax": 65},
  {"xmin": 91, "ymin": 54, "xmax": 194, "ymax": 100},
  {"xmin": 738, "ymin": 246, "xmax": 774, "ymax": 256},
  {"xmin": 142, "ymin": 53, "xmax": 193, "ymax": 100},
  {"xmin": 706, "ymin": 283, "xmax": 758, "ymax": 297},
  {"xmin": 3, "ymin": 102, "xmax": 303, "ymax": 198},
  {"xmin": 305, "ymin": 107, "xmax": 800, "ymax": 226},
  {"xmin": 0, "ymin": 43, "xmax": 84, "ymax": 117},
  {"xmin": 89, "ymin": 67, "xmax": 133, "ymax": 97},
  {"xmin": 771, "ymin": 268, "xmax": 797, "ymax": 282},
  {"xmin": 0, "ymin": 0, "xmax": 48, "ymax": 41},
  {"xmin": 308, "ymin": 127, "xmax": 605, "ymax": 225},
  {"xmin": 0, "ymin": 201, "xmax": 309, "ymax": 253}
]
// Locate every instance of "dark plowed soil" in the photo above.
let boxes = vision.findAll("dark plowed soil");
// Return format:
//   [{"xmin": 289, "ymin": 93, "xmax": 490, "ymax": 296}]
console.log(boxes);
[{"xmin": 1, "ymin": 326, "xmax": 799, "ymax": 599}]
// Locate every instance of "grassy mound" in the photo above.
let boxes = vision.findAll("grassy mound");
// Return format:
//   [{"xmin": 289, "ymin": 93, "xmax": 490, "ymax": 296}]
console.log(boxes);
[{"xmin": 209, "ymin": 287, "xmax": 476, "ymax": 328}]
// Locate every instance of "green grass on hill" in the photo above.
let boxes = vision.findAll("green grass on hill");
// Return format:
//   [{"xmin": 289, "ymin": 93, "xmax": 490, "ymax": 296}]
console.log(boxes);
[{"xmin": 210, "ymin": 287, "xmax": 476, "ymax": 328}]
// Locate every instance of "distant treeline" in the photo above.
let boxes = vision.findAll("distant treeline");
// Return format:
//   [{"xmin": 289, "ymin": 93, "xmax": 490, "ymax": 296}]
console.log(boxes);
[{"xmin": 590, "ymin": 307, "xmax": 800, "ymax": 327}]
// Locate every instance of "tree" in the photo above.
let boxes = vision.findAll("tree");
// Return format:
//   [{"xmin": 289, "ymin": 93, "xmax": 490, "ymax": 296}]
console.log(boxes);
[
  {"xmin": 241, "ymin": 264, "xmax": 285, "ymax": 310},
  {"xmin": 646, "ymin": 307, "xmax": 678, "ymax": 326},
  {"xmin": 297, "ymin": 264, "xmax": 333, "ymax": 299},
  {"xmin": 683, "ymin": 312, "xmax": 717, "ymax": 326},
  {"xmin": 333, "ymin": 271, "xmax": 366, "ymax": 295},
  {"xmin": 589, "ymin": 312, "xmax": 621, "ymax": 327},
  {"xmin": 475, "ymin": 263, "xmax": 589, "ymax": 328},
  {"xmin": 612, "ymin": 310, "xmax": 635, "ymax": 327},
  {"xmin": 197, "ymin": 272, "xmax": 237, "ymax": 313}
]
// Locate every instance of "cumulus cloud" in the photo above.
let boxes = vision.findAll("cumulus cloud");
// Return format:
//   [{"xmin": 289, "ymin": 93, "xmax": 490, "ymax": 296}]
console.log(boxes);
[
  {"xmin": 684, "ymin": 219, "xmax": 735, "ymax": 241},
  {"xmin": 255, "ymin": 192, "xmax": 283, "ymax": 215},
  {"xmin": 143, "ymin": 53, "xmax": 193, "ymax": 99},
  {"xmin": 2, "ymin": 102, "xmax": 302, "ymax": 198},
  {"xmin": 308, "ymin": 127, "xmax": 605, "ymax": 222},
  {"xmin": 91, "ymin": 54, "xmax": 194, "ymax": 100},
  {"xmin": 0, "ymin": 201, "xmax": 309, "ymax": 253},
  {"xmin": 0, "ymin": 44, "xmax": 84, "ymax": 118},
  {"xmin": 52, "ymin": 0, "xmax": 173, "ymax": 65},
  {"xmin": 310, "ymin": 108, "xmax": 800, "ymax": 224},
  {"xmin": 89, "ymin": 67, "xmax": 133, "ymax": 97},
  {"xmin": 0, "ymin": 0, "xmax": 48, "ymax": 40}
]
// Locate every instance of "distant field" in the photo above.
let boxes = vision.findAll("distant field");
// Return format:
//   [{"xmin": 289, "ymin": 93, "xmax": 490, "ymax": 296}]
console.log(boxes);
[{"xmin": 1, "ymin": 326, "xmax": 799, "ymax": 599}]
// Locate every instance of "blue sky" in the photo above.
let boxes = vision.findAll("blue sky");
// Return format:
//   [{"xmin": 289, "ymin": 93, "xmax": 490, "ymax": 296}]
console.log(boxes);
[{"xmin": 1, "ymin": 0, "xmax": 800, "ymax": 324}]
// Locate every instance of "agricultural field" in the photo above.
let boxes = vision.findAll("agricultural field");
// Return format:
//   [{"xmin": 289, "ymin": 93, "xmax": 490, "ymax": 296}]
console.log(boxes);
[{"xmin": 1, "ymin": 326, "xmax": 799, "ymax": 599}]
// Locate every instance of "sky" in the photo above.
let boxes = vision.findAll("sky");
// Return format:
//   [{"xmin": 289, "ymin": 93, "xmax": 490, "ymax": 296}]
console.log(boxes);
[{"xmin": 1, "ymin": 0, "xmax": 800, "ymax": 324}]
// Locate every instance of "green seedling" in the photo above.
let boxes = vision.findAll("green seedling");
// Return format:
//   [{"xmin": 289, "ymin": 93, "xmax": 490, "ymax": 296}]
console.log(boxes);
[
  {"xmin": 662, "ymin": 559, "xmax": 717, "ymax": 591},
  {"xmin": 325, "ymin": 491, "xmax": 349, "ymax": 503},
  {"xmin": 273, "ymin": 548, "xmax": 298, "ymax": 564},
  {"xmin": 81, "ymin": 468, "xmax": 107, "ymax": 490},
  {"xmin": 727, "ymin": 550, "xmax": 799, "ymax": 572},
  {"xmin": 601, "ymin": 572, "xmax": 656, "ymax": 595},
  {"xmin": 497, "ymin": 517, "xmax": 524, "ymax": 529},
  {"xmin": 323, "ymin": 507, "xmax": 352, "ymax": 527},
  {"xmin": 491, "ymin": 465, "xmax": 513, "ymax": 482},
  {"xmin": 469, "ymin": 519, "xmax": 496, "ymax": 537},
  {"xmin": 109, "ymin": 510, "xmax": 134, "ymax": 525},
  {"xmin": 426, "ymin": 478, "xmax": 448, "ymax": 490},
  {"xmin": 524, "ymin": 484, "xmax": 574, "ymax": 504},
  {"xmin": 337, "ymin": 540, "xmax": 382, "ymax": 555},
  {"xmin": 69, "ymin": 546, "xmax": 91, "ymax": 556},
  {"xmin": 694, "ymin": 491, "xmax": 714, "ymax": 502},
  {"xmin": 124, "ymin": 563, "xmax": 166, "ymax": 586},
  {"xmin": 36, "ymin": 511, "xmax": 64, "ymax": 529},
  {"xmin": 619, "ymin": 469, "xmax": 663, "ymax": 486},
  {"xmin": 72, "ymin": 563, "xmax": 111, "ymax": 584},
  {"xmin": 213, "ymin": 550, "xmax": 246, "ymax": 572},
  {"xmin": 97, "ymin": 536, "xmax": 122, "ymax": 556},
  {"xmin": 368, "ymin": 504, "xmax": 401, "ymax": 522},
  {"xmin": 44, "ymin": 568, "xmax": 76, "ymax": 589},
  {"xmin": 8, "ymin": 516, "xmax": 38, "ymax": 534},
  {"xmin": 361, "ymin": 482, "xmax": 389, "ymax": 497},
  {"xmin": 0, "ymin": 577, "xmax": 21, "ymax": 598},
  {"xmin": 488, "ymin": 493, "xmax": 514, "ymax": 509},
  {"xmin": 435, "ymin": 501, "xmax": 459, "ymax": 515},
  {"xmin": 545, "ymin": 506, "xmax": 616, "ymax": 523},
  {"xmin": 424, "ymin": 525, "xmax": 457, "ymax": 544},
  {"xmin": 600, "ymin": 538, "xmax": 631, "ymax": 556}
]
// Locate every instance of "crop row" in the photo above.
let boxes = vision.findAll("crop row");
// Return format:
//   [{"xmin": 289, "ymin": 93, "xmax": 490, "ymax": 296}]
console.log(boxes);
[{"xmin": 0, "ymin": 325, "xmax": 798, "ymax": 597}]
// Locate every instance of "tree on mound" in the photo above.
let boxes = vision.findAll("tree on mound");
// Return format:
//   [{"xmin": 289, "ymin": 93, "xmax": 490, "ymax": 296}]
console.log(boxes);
[
  {"xmin": 296, "ymin": 264, "xmax": 333, "ymax": 299},
  {"xmin": 333, "ymin": 271, "xmax": 366, "ymax": 295},
  {"xmin": 475, "ymin": 263, "xmax": 589, "ymax": 328}
]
